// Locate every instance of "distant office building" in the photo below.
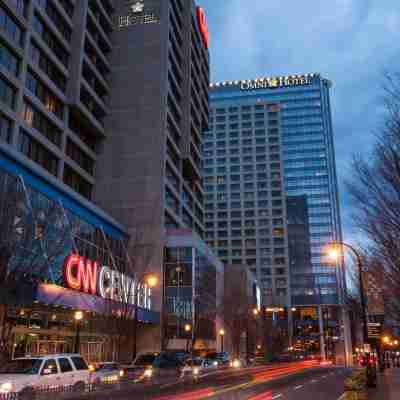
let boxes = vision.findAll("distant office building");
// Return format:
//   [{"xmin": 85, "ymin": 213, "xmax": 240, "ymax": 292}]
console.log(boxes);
[
  {"xmin": 202, "ymin": 101, "xmax": 290, "ymax": 307},
  {"xmin": 207, "ymin": 74, "xmax": 344, "ymax": 308}
]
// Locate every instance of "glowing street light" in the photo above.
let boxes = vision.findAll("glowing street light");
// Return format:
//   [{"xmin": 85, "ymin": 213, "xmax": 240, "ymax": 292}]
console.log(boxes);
[
  {"xmin": 382, "ymin": 336, "xmax": 391, "ymax": 344},
  {"xmin": 184, "ymin": 324, "xmax": 192, "ymax": 332},
  {"xmin": 219, "ymin": 329, "xmax": 225, "ymax": 353},
  {"xmin": 74, "ymin": 311, "xmax": 83, "ymax": 353}
]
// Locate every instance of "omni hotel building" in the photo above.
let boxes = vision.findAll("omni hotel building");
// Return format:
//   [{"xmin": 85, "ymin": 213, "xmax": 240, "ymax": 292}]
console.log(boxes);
[
  {"xmin": 0, "ymin": 0, "xmax": 219, "ymax": 362},
  {"xmin": 205, "ymin": 75, "xmax": 346, "ymax": 350}
]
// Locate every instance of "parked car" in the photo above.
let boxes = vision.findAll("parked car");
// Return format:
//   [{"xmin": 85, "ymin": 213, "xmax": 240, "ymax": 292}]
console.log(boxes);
[
  {"xmin": 89, "ymin": 362, "xmax": 123, "ymax": 385},
  {"xmin": 0, "ymin": 354, "xmax": 90, "ymax": 399},
  {"xmin": 121, "ymin": 353, "xmax": 159, "ymax": 381},
  {"xmin": 180, "ymin": 358, "xmax": 217, "ymax": 378},
  {"xmin": 122, "ymin": 351, "xmax": 184, "ymax": 382}
]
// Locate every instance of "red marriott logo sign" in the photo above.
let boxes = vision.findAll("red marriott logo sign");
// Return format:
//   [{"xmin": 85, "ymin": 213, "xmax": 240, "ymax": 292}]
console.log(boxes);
[{"xmin": 64, "ymin": 254, "xmax": 152, "ymax": 310}]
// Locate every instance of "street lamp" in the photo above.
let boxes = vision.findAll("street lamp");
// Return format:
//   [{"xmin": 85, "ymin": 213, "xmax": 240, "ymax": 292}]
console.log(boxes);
[
  {"xmin": 327, "ymin": 241, "xmax": 368, "ymax": 345},
  {"xmin": 184, "ymin": 324, "xmax": 192, "ymax": 352},
  {"xmin": 132, "ymin": 273, "xmax": 158, "ymax": 360},
  {"xmin": 74, "ymin": 311, "xmax": 83, "ymax": 354},
  {"xmin": 219, "ymin": 329, "xmax": 225, "ymax": 353}
]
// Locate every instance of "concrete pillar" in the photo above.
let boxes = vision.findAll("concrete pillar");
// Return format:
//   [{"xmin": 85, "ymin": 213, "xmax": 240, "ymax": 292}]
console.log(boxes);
[
  {"xmin": 342, "ymin": 307, "xmax": 354, "ymax": 367},
  {"xmin": 318, "ymin": 306, "xmax": 326, "ymax": 361}
]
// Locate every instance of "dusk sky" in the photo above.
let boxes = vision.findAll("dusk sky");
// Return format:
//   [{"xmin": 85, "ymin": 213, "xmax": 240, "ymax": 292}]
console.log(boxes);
[{"xmin": 198, "ymin": 0, "xmax": 400, "ymax": 243}]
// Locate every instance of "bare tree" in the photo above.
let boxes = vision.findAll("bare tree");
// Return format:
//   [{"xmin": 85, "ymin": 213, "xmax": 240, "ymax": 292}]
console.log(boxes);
[
  {"xmin": 0, "ymin": 174, "xmax": 71, "ymax": 362},
  {"xmin": 348, "ymin": 72, "xmax": 400, "ymax": 324}
]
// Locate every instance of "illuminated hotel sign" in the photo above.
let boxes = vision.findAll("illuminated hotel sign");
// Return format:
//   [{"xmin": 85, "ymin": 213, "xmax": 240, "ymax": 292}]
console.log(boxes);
[
  {"xmin": 196, "ymin": 7, "xmax": 209, "ymax": 49},
  {"xmin": 64, "ymin": 254, "xmax": 152, "ymax": 310},
  {"xmin": 240, "ymin": 75, "xmax": 313, "ymax": 91},
  {"xmin": 118, "ymin": 0, "xmax": 159, "ymax": 29}
]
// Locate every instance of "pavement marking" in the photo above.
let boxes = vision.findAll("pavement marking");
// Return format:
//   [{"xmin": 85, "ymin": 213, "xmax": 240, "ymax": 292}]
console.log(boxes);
[
  {"xmin": 272, "ymin": 395, "xmax": 283, "ymax": 400},
  {"xmin": 322, "ymin": 375, "xmax": 328, "ymax": 379},
  {"xmin": 336, "ymin": 394, "xmax": 346, "ymax": 400},
  {"xmin": 294, "ymin": 385, "xmax": 303, "ymax": 390},
  {"xmin": 311, "ymin": 379, "xmax": 318, "ymax": 383}
]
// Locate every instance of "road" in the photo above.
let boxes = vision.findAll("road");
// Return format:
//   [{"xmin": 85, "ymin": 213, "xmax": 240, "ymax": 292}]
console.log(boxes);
[{"xmin": 73, "ymin": 361, "xmax": 352, "ymax": 400}]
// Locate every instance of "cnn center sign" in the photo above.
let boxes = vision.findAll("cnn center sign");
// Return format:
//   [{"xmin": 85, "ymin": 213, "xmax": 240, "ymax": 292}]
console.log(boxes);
[{"xmin": 63, "ymin": 254, "xmax": 152, "ymax": 311}]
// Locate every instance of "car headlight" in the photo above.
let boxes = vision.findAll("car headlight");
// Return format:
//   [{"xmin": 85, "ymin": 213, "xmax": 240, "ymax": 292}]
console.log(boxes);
[
  {"xmin": 213, "ymin": 361, "xmax": 218, "ymax": 366},
  {"xmin": 0, "ymin": 382, "xmax": 14, "ymax": 393},
  {"xmin": 119, "ymin": 370, "xmax": 125, "ymax": 377},
  {"xmin": 193, "ymin": 367, "xmax": 200, "ymax": 375},
  {"xmin": 144, "ymin": 368, "xmax": 153, "ymax": 378}
]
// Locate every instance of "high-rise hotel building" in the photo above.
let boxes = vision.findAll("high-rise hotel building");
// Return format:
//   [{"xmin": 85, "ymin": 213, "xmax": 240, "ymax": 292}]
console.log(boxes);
[
  {"xmin": 205, "ymin": 74, "xmax": 344, "ymax": 309},
  {"xmin": 0, "ymin": 0, "xmax": 218, "ymax": 359}
]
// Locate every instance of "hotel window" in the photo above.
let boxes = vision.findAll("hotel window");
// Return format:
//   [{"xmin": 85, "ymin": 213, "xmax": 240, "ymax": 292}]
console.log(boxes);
[
  {"xmin": 0, "ymin": 113, "xmax": 12, "ymax": 143},
  {"xmin": 8, "ymin": 0, "xmax": 28, "ymax": 17},
  {"xmin": 29, "ymin": 41, "xmax": 67, "ymax": 91},
  {"xmin": 19, "ymin": 129, "xmax": 58, "ymax": 176},
  {"xmin": 0, "ymin": 5, "xmax": 24, "ymax": 46},
  {"xmin": 32, "ymin": 14, "xmax": 69, "ymax": 67},
  {"xmin": 35, "ymin": 0, "xmax": 72, "ymax": 41},
  {"xmin": 22, "ymin": 101, "xmax": 62, "ymax": 146},
  {"xmin": 0, "ymin": 42, "xmax": 19, "ymax": 76},
  {"xmin": 63, "ymin": 164, "xmax": 93, "ymax": 200},
  {"xmin": 0, "ymin": 76, "xmax": 16, "ymax": 109},
  {"xmin": 26, "ymin": 71, "xmax": 64, "ymax": 119},
  {"xmin": 66, "ymin": 138, "xmax": 95, "ymax": 175}
]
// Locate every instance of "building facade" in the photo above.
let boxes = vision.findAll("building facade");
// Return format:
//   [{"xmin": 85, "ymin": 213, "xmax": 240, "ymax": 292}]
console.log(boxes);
[
  {"xmin": 207, "ymin": 74, "xmax": 344, "ymax": 309},
  {"xmin": 203, "ymin": 100, "xmax": 290, "ymax": 308},
  {"xmin": 0, "ymin": 0, "xmax": 214, "ymax": 360}
]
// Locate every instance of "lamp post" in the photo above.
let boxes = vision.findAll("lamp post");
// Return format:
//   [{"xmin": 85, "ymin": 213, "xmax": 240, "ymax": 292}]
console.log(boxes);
[
  {"xmin": 219, "ymin": 329, "xmax": 225, "ymax": 353},
  {"xmin": 184, "ymin": 324, "xmax": 192, "ymax": 352},
  {"xmin": 132, "ymin": 273, "xmax": 158, "ymax": 361},
  {"xmin": 327, "ymin": 241, "xmax": 368, "ymax": 345},
  {"xmin": 74, "ymin": 311, "xmax": 83, "ymax": 354}
]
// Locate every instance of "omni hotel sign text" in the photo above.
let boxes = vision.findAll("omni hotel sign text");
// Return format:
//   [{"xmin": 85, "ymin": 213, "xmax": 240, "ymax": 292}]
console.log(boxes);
[{"xmin": 240, "ymin": 75, "xmax": 314, "ymax": 91}]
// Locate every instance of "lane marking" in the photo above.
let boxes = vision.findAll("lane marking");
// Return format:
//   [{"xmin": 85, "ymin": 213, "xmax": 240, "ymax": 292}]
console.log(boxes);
[
  {"xmin": 272, "ymin": 395, "xmax": 283, "ymax": 400},
  {"xmin": 311, "ymin": 379, "xmax": 318, "ymax": 383},
  {"xmin": 294, "ymin": 385, "xmax": 303, "ymax": 390}
]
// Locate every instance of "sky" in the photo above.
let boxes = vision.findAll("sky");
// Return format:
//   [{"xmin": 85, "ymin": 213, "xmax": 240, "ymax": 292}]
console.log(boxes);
[{"xmin": 198, "ymin": 0, "xmax": 400, "ymax": 242}]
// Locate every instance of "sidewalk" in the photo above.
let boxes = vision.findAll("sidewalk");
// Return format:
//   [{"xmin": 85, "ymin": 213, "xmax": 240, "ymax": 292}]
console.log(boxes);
[{"xmin": 368, "ymin": 368, "xmax": 400, "ymax": 400}]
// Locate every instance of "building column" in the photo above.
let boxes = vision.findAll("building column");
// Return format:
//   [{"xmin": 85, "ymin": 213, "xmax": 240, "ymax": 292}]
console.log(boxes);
[
  {"xmin": 318, "ymin": 306, "xmax": 326, "ymax": 361},
  {"xmin": 342, "ymin": 307, "xmax": 354, "ymax": 367},
  {"xmin": 288, "ymin": 307, "xmax": 293, "ymax": 348}
]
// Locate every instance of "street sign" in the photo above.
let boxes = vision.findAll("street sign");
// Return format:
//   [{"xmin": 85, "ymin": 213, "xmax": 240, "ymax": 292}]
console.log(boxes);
[{"xmin": 368, "ymin": 322, "xmax": 383, "ymax": 339}]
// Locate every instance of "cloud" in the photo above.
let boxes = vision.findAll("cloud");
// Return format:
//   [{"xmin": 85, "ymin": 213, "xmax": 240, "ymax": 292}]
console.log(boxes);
[{"xmin": 198, "ymin": 0, "xmax": 400, "ymax": 240}]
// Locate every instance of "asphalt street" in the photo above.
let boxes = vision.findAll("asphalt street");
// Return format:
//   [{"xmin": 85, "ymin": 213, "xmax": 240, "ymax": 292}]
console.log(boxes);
[{"xmin": 71, "ymin": 361, "xmax": 352, "ymax": 400}]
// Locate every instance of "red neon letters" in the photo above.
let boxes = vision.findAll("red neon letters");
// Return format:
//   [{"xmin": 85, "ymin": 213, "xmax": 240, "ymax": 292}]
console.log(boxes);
[
  {"xmin": 196, "ymin": 7, "xmax": 209, "ymax": 50},
  {"xmin": 64, "ymin": 254, "xmax": 98, "ymax": 295}
]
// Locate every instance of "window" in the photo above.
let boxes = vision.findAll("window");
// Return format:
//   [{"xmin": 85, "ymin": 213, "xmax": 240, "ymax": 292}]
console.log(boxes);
[
  {"xmin": 25, "ymin": 71, "xmax": 64, "ymax": 119},
  {"xmin": 8, "ymin": 0, "xmax": 28, "ymax": 17},
  {"xmin": 36, "ymin": 0, "xmax": 72, "ymax": 41},
  {"xmin": 0, "ymin": 113, "xmax": 12, "ymax": 143},
  {"xmin": 0, "ymin": 42, "xmax": 19, "ymax": 76},
  {"xmin": 41, "ymin": 359, "xmax": 58, "ymax": 375},
  {"xmin": 22, "ymin": 101, "xmax": 62, "ymax": 146},
  {"xmin": 19, "ymin": 129, "xmax": 58, "ymax": 176},
  {"xmin": 0, "ymin": 76, "xmax": 16, "ymax": 109},
  {"xmin": 0, "ymin": 5, "xmax": 24, "ymax": 46},
  {"xmin": 32, "ymin": 14, "xmax": 69, "ymax": 66},
  {"xmin": 71, "ymin": 357, "xmax": 88, "ymax": 371},
  {"xmin": 64, "ymin": 164, "xmax": 92, "ymax": 200},
  {"xmin": 30, "ymin": 41, "xmax": 67, "ymax": 91},
  {"xmin": 58, "ymin": 358, "xmax": 73, "ymax": 373}
]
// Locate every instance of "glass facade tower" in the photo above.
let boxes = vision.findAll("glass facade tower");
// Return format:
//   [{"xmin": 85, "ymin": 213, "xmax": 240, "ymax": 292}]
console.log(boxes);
[{"xmin": 208, "ymin": 74, "xmax": 343, "ymax": 307}]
